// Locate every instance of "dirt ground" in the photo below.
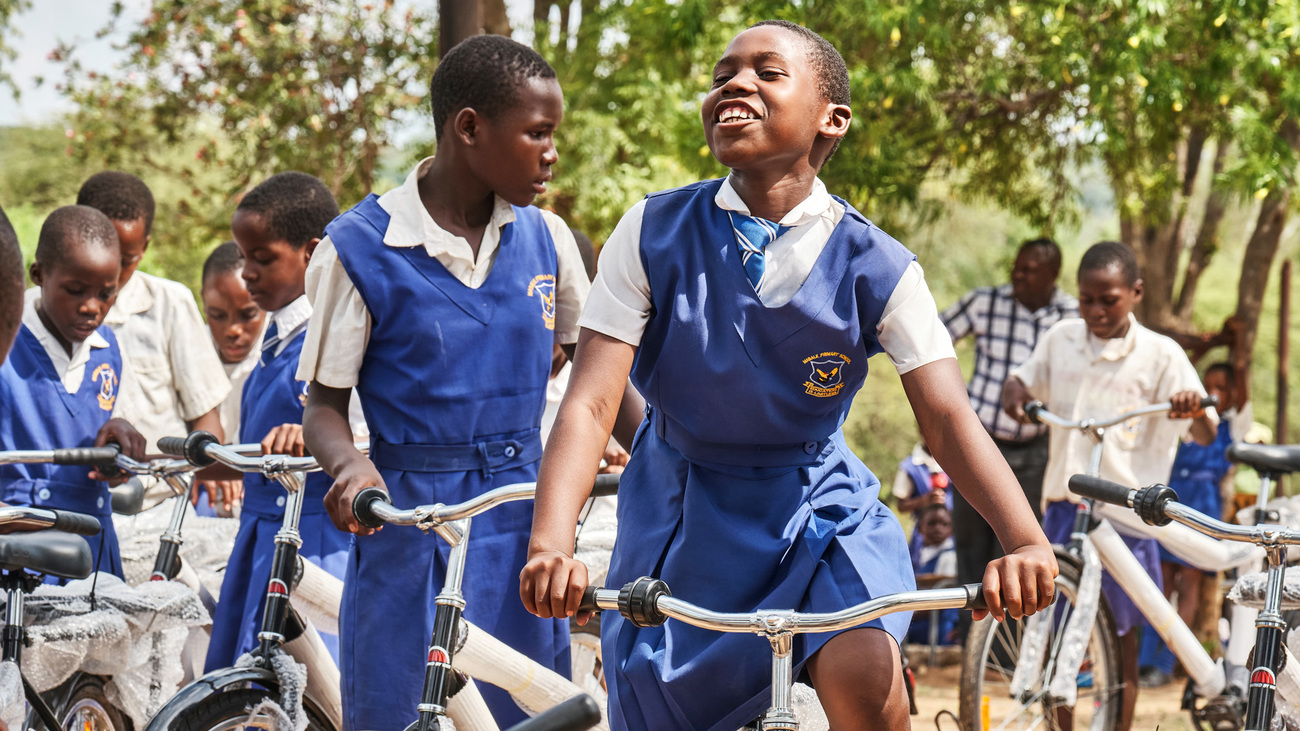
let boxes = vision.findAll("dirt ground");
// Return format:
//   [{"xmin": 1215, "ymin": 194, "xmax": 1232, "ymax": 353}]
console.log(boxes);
[{"xmin": 909, "ymin": 658, "xmax": 1192, "ymax": 730}]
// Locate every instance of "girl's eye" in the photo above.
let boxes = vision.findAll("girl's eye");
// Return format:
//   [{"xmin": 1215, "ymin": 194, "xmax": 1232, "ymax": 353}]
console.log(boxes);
[{"xmin": 712, "ymin": 75, "xmax": 732, "ymax": 87}]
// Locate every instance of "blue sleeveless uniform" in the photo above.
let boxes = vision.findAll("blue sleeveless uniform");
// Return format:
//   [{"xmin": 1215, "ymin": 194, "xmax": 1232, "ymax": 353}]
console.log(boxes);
[
  {"xmin": 0, "ymin": 324, "xmax": 124, "ymax": 577},
  {"xmin": 329, "ymin": 195, "xmax": 567, "ymax": 730},
  {"xmin": 204, "ymin": 326, "xmax": 350, "ymax": 671},
  {"xmin": 1160, "ymin": 420, "xmax": 1232, "ymax": 564},
  {"xmin": 604, "ymin": 180, "xmax": 917, "ymax": 731},
  {"xmin": 898, "ymin": 456, "xmax": 954, "ymax": 555},
  {"xmin": 906, "ymin": 542, "xmax": 959, "ymax": 645}
]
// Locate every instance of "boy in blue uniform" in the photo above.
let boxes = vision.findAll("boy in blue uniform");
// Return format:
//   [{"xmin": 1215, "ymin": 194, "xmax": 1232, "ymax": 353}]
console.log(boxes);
[
  {"xmin": 0, "ymin": 206, "xmax": 146, "ymax": 575},
  {"xmin": 299, "ymin": 36, "xmax": 631, "ymax": 730},
  {"xmin": 522, "ymin": 21, "xmax": 1056, "ymax": 730},
  {"xmin": 202, "ymin": 172, "xmax": 352, "ymax": 671}
]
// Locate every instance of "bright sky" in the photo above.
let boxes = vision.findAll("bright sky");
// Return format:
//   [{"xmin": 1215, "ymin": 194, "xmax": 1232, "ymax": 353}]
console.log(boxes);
[{"xmin": 0, "ymin": 0, "xmax": 540, "ymax": 127}]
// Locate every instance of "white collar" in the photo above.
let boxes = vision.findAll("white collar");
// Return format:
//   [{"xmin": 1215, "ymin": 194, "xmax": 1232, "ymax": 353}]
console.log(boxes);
[
  {"xmin": 268, "ymin": 295, "xmax": 312, "ymax": 344},
  {"xmin": 1087, "ymin": 313, "xmax": 1142, "ymax": 362},
  {"xmin": 103, "ymin": 271, "xmax": 153, "ymax": 324},
  {"xmin": 715, "ymin": 175, "xmax": 835, "ymax": 227},
  {"xmin": 22, "ymin": 290, "xmax": 110, "ymax": 367},
  {"xmin": 378, "ymin": 156, "xmax": 518, "ymax": 251}
]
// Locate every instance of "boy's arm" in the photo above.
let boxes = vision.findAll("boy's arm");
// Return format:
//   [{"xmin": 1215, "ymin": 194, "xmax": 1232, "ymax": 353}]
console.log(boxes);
[
  {"xmin": 186, "ymin": 407, "xmax": 225, "ymax": 445},
  {"xmin": 901, "ymin": 358, "xmax": 1057, "ymax": 621},
  {"xmin": 560, "ymin": 342, "xmax": 645, "ymax": 451},
  {"xmin": 1001, "ymin": 375, "xmax": 1036, "ymax": 423},
  {"xmin": 523, "ymin": 329, "xmax": 635, "ymax": 622},
  {"xmin": 305, "ymin": 383, "xmax": 386, "ymax": 534}
]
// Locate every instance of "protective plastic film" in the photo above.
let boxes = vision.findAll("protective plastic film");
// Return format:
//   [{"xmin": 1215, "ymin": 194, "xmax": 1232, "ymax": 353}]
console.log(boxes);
[
  {"xmin": 234, "ymin": 647, "xmax": 308, "ymax": 731},
  {"xmin": 574, "ymin": 495, "xmax": 618, "ymax": 587},
  {"xmin": 0, "ymin": 660, "xmax": 22, "ymax": 731},
  {"xmin": 1228, "ymin": 567, "xmax": 1300, "ymax": 611},
  {"xmin": 1047, "ymin": 532, "xmax": 1102, "ymax": 706},
  {"xmin": 114, "ymin": 498, "xmax": 239, "ymax": 598}
]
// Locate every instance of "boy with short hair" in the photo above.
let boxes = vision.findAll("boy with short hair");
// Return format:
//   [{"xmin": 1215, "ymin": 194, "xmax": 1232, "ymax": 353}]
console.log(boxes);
[
  {"xmin": 523, "ymin": 20, "xmax": 1055, "ymax": 730},
  {"xmin": 203, "ymin": 172, "xmax": 352, "ymax": 670},
  {"xmin": 0, "ymin": 206, "xmax": 146, "ymax": 575},
  {"xmin": 77, "ymin": 172, "xmax": 230, "ymax": 454},
  {"xmin": 299, "ymin": 35, "xmax": 618, "ymax": 729},
  {"xmin": 1003, "ymin": 240, "xmax": 1218, "ymax": 729}
]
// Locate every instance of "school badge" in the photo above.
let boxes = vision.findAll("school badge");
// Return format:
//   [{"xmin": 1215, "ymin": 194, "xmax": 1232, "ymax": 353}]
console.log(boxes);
[
  {"xmin": 92, "ymin": 363, "xmax": 119, "ymax": 412},
  {"xmin": 298, "ymin": 381, "xmax": 310, "ymax": 408},
  {"xmin": 528, "ymin": 274, "xmax": 557, "ymax": 330},
  {"xmin": 801, "ymin": 352, "xmax": 850, "ymax": 398}
]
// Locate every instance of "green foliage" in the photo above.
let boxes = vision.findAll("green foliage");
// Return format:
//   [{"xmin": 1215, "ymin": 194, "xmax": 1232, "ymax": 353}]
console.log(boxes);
[{"xmin": 0, "ymin": 0, "xmax": 30, "ymax": 92}]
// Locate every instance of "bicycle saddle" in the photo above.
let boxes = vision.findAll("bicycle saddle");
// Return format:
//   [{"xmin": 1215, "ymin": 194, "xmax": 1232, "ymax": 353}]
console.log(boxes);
[
  {"xmin": 0, "ymin": 531, "xmax": 93, "ymax": 580},
  {"xmin": 1227, "ymin": 443, "xmax": 1300, "ymax": 475}
]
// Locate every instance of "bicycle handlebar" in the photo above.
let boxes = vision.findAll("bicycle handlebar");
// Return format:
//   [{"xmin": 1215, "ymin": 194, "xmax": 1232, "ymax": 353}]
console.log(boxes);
[
  {"xmin": 352, "ymin": 474, "xmax": 621, "ymax": 530},
  {"xmin": 1024, "ymin": 396, "xmax": 1217, "ymax": 430},
  {"xmin": 502, "ymin": 694, "xmax": 602, "ymax": 731},
  {"xmin": 577, "ymin": 577, "xmax": 986, "ymax": 634},
  {"xmin": 1068, "ymin": 473, "xmax": 1300, "ymax": 547},
  {"xmin": 0, "ymin": 506, "xmax": 101, "ymax": 536}
]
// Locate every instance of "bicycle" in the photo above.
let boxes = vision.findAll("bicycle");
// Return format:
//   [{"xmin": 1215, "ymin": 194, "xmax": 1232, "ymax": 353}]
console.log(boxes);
[
  {"xmin": 351, "ymin": 474, "xmax": 619, "ymax": 731},
  {"xmin": 576, "ymin": 576, "xmax": 988, "ymax": 730},
  {"xmin": 1068, "ymin": 465, "xmax": 1300, "ymax": 731},
  {"xmin": 959, "ymin": 397, "xmax": 1273, "ymax": 730}
]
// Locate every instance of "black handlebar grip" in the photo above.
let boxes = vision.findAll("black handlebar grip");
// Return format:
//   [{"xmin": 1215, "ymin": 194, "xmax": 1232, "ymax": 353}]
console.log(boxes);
[
  {"xmin": 1067, "ymin": 474, "xmax": 1133, "ymax": 507},
  {"xmin": 578, "ymin": 586, "xmax": 602, "ymax": 614},
  {"xmin": 157, "ymin": 437, "xmax": 188, "ymax": 457},
  {"xmin": 964, "ymin": 583, "xmax": 989, "ymax": 613},
  {"xmin": 182, "ymin": 431, "xmax": 220, "ymax": 467},
  {"xmin": 52, "ymin": 510, "xmax": 102, "ymax": 536},
  {"xmin": 590, "ymin": 473, "xmax": 620, "ymax": 498},
  {"xmin": 352, "ymin": 487, "xmax": 392, "ymax": 530},
  {"xmin": 1200, "ymin": 395, "xmax": 1220, "ymax": 409},
  {"xmin": 503, "ymin": 694, "xmax": 603, "ymax": 731},
  {"xmin": 1023, "ymin": 401, "xmax": 1045, "ymax": 424},
  {"xmin": 51, "ymin": 445, "xmax": 121, "ymax": 466}
]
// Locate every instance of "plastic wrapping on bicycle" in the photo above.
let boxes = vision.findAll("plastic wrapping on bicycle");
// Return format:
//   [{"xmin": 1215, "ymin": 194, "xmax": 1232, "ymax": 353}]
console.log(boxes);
[
  {"xmin": 579, "ymin": 578, "xmax": 986, "ymax": 633},
  {"xmin": 0, "ymin": 505, "xmax": 101, "ymax": 536},
  {"xmin": 1227, "ymin": 442, "xmax": 1300, "ymax": 476},
  {"xmin": 502, "ymin": 694, "xmax": 602, "ymax": 731}
]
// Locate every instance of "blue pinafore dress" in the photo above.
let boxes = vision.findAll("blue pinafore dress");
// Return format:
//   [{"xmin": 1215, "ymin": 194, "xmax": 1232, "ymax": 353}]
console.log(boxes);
[
  {"xmin": 329, "ymin": 195, "xmax": 568, "ymax": 731},
  {"xmin": 1160, "ymin": 420, "xmax": 1233, "ymax": 565},
  {"xmin": 203, "ymin": 326, "xmax": 351, "ymax": 671},
  {"xmin": 604, "ymin": 180, "xmax": 917, "ymax": 731},
  {"xmin": 0, "ymin": 324, "xmax": 124, "ymax": 577},
  {"xmin": 899, "ymin": 456, "xmax": 953, "ymax": 556},
  {"xmin": 905, "ymin": 541, "xmax": 959, "ymax": 645}
]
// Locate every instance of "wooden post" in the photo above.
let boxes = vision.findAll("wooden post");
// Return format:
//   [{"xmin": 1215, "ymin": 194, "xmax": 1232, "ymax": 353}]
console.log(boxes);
[
  {"xmin": 1279, "ymin": 259, "xmax": 1291, "ymax": 447},
  {"xmin": 439, "ymin": 0, "xmax": 482, "ymax": 58}
]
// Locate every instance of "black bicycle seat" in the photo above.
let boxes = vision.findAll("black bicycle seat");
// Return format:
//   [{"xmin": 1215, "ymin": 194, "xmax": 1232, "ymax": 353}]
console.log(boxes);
[
  {"xmin": 1227, "ymin": 443, "xmax": 1300, "ymax": 476},
  {"xmin": 0, "ymin": 532, "xmax": 93, "ymax": 580}
]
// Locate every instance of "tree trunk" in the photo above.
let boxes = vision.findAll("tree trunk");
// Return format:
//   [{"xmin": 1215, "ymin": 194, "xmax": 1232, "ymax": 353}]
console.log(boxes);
[
  {"xmin": 483, "ymin": 0, "xmax": 511, "ymax": 37},
  {"xmin": 439, "ymin": 0, "xmax": 482, "ymax": 58},
  {"xmin": 1175, "ymin": 141, "xmax": 1230, "ymax": 323},
  {"xmin": 1232, "ymin": 189, "xmax": 1292, "ymax": 378}
]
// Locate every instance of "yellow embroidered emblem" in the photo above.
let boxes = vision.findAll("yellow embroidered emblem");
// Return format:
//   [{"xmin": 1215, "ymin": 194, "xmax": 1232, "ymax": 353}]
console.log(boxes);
[
  {"xmin": 527, "ymin": 274, "xmax": 557, "ymax": 330},
  {"xmin": 93, "ymin": 363, "xmax": 119, "ymax": 411},
  {"xmin": 801, "ymin": 351, "xmax": 851, "ymax": 398}
]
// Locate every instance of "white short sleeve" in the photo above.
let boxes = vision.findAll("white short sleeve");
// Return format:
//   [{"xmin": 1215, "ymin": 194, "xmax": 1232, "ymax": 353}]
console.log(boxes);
[
  {"xmin": 1008, "ymin": 321, "xmax": 1062, "ymax": 402},
  {"xmin": 540, "ymin": 209, "xmax": 592, "ymax": 346},
  {"xmin": 877, "ymin": 262, "xmax": 958, "ymax": 374},
  {"xmin": 577, "ymin": 200, "xmax": 651, "ymax": 346},
  {"xmin": 296, "ymin": 237, "xmax": 371, "ymax": 389}
]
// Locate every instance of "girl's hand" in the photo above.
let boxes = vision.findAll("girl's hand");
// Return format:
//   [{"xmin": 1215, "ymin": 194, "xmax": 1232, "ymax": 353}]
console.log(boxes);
[
  {"xmin": 976, "ymin": 544, "xmax": 1058, "ymax": 622},
  {"xmin": 323, "ymin": 458, "xmax": 387, "ymax": 535},
  {"xmin": 520, "ymin": 549, "xmax": 592, "ymax": 625},
  {"xmin": 1169, "ymin": 390, "xmax": 1208, "ymax": 420},
  {"xmin": 262, "ymin": 424, "xmax": 307, "ymax": 457},
  {"xmin": 90, "ymin": 418, "xmax": 145, "ymax": 481}
]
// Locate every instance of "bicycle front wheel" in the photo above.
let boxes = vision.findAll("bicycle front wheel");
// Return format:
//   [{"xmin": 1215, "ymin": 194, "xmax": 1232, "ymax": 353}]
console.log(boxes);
[{"xmin": 959, "ymin": 552, "xmax": 1122, "ymax": 731}]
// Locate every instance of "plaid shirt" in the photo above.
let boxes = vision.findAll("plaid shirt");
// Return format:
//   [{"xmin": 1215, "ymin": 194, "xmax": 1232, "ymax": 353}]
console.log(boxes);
[{"xmin": 942, "ymin": 284, "xmax": 1079, "ymax": 442}]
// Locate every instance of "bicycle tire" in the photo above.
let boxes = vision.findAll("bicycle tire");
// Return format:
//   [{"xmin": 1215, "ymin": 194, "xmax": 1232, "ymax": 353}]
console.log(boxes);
[
  {"xmin": 31, "ymin": 674, "xmax": 132, "ymax": 731},
  {"xmin": 959, "ymin": 550, "xmax": 1123, "ymax": 731},
  {"xmin": 169, "ymin": 688, "xmax": 333, "ymax": 731}
]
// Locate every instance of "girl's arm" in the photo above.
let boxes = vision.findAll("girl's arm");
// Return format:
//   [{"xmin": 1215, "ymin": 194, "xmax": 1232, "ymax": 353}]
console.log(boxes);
[
  {"xmin": 901, "ymin": 358, "xmax": 1057, "ymax": 621},
  {"xmin": 522, "ymin": 328, "xmax": 636, "ymax": 622},
  {"xmin": 305, "ymin": 383, "xmax": 387, "ymax": 535},
  {"xmin": 559, "ymin": 342, "xmax": 646, "ymax": 451}
]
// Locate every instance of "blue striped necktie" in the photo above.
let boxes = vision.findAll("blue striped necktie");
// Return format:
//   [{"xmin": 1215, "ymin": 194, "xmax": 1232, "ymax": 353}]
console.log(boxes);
[
  {"xmin": 259, "ymin": 322, "xmax": 279, "ymax": 367},
  {"xmin": 729, "ymin": 212, "xmax": 790, "ymax": 295}
]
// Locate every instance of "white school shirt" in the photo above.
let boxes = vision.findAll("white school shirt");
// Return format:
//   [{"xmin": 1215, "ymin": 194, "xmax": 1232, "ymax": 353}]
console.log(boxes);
[
  {"xmin": 296, "ymin": 156, "xmax": 591, "ymax": 389},
  {"xmin": 21, "ymin": 292, "xmax": 133, "ymax": 417},
  {"xmin": 580, "ymin": 175, "xmax": 956, "ymax": 375},
  {"xmin": 1009, "ymin": 315, "xmax": 1217, "ymax": 509},
  {"xmin": 917, "ymin": 536, "xmax": 957, "ymax": 578},
  {"xmin": 215, "ymin": 322, "xmax": 266, "ymax": 443},
  {"xmin": 268, "ymin": 295, "xmax": 369, "ymax": 438},
  {"xmin": 892, "ymin": 443, "xmax": 946, "ymax": 501},
  {"xmin": 104, "ymin": 271, "xmax": 232, "ymax": 450}
]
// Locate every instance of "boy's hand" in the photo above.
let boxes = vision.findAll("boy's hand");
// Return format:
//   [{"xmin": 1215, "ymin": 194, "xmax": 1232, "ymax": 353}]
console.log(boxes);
[
  {"xmin": 1169, "ymin": 390, "xmax": 1209, "ymax": 420},
  {"xmin": 520, "ymin": 549, "xmax": 593, "ymax": 625},
  {"xmin": 1000, "ymin": 376, "xmax": 1034, "ymax": 423},
  {"xmin": 323, "ymin": 458, "xmax": 387, "ymax": 535},
  {"xmin": 975, "ymin": 544, "xmax": 1058, "ymax": 622},
  {"xmin": 90, "ymin": 418, "xmax": 145, "ymax": 481},
  {"xmin": 262, "ymin": 424, "xmax": 307, "ymax": 457}
]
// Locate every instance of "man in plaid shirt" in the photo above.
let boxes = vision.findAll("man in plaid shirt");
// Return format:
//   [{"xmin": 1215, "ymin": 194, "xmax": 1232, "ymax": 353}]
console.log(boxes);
[{"xmin": 941, "ymin": 238, "xmax": 1078, "ymax": 629}]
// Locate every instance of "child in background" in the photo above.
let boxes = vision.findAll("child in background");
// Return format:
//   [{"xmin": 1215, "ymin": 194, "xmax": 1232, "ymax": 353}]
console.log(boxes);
[
  {"xmin": 1003, "ymin": 241, "xmax": 1218, "ymax": 730},
  {"xmin": 194, "ymin": 241, "xmax": 267, "ymax": 516},
  {"xmin": 1138, "ymin": 361, "xmax": 1252, "ymax": 687},
  {"xmin": 906, "ymin": 504, "xmax": 959, "ymax": 646},
  {"xmin": 0, "ymin": 205, "xmax": 20, "ymax": 358},
  {"xmin": 892, "ymin": 439, "xmax": 953, "ymax": 553},
  {"xmin": 0, "ymin": 206, "xmax": 146, "ymax": 575},
  {"xmin": 78, "ymin": 172, "xmax": 231, "ymax": 456},
  {"xmin": 523, "ymin": 21, "xmax": 1054, "ymax": 730},
  {"xmin": 202, "ymin": 172, "xmax": 353, "ymax": 671}
]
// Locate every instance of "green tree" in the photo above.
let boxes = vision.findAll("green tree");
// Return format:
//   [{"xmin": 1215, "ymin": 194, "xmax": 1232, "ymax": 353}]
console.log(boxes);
[{"xmin": 0, "ymin": 0, "xmax": 31, "ymax": 93}]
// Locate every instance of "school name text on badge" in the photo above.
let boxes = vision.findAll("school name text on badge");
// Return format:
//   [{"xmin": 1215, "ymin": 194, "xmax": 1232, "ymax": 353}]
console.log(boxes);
[
  {"xmin": 528, "ymin": 274, "xmax": 557, "ymax": 330},
  {"xmin": 801, "ymin": 351, "xmax": 850, "ymax": 398}
]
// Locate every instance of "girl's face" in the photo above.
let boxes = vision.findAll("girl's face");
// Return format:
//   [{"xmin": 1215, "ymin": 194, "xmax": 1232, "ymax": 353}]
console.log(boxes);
[
  {"xmin": 921, "ymin": 509, "xmax": 952, "ymax": 547},
  {"xmin": 202, "ymin": 270, "xmax": 265, "ymax": 365},
  {"xmin": 231, "ymin": 209, "xmax": 311, "ymax": 312},
  {"xmin": 1204, "ymin": 370, "xmax": 1236, "ymax": 412}
]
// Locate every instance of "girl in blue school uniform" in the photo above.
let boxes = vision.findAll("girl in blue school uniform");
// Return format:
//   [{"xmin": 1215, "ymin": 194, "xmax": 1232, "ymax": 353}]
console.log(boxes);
[
  {"xmin": 202, "ymin": 172, "xmax": 352, "ymax": 670},
  {"xmin": 522, "ymin": 21, "xmax": 1057, "ymax": 731},
  {"xmin": 301, "ymin": 37, "xmax": 631, "ymax": 730},
  {"xmin": 0, "ymin": 206, "xmax": 146, "ymax": 578}
]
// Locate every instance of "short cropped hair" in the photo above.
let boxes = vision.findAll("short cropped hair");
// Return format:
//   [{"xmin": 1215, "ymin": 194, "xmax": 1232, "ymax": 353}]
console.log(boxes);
[
  {"xmin": 430, "ymin": 34, "xmax": 557, "ymax": 141},
  {"xmin": 0, "ymin": 205, "xmax": 22, "ymax": 356},
  {"xmin": 76, "ymin": 171, "xmax": 156, "ymax": 234},
  {"xmin": 750, "ymin": 20, "xmax": 851, "ymax": 163},
  {"xmin": 35, "ymin": 206, "xmax": 119, "ymax": 269},
  {"xmin": 1078, "ymin": 241, "xmax": 1140, "ymax": 286},
  {"xmin": 1205, "ymin": 361, "xmax": 1235, "ymax": 382},
  {"xmin": 571, "ymin": 229, "xmax": 596, "ymax": 282},
  {"xmin": 202, "ymin": 241, "xmax": 243, "ymax": 285},
  {"xmin": 1020, "ymin": 237, "xmax": 1062, "ymax": 274},
  {"xmin": 236, "ymin": 172, "xmax": 340, "ymax": 250}
]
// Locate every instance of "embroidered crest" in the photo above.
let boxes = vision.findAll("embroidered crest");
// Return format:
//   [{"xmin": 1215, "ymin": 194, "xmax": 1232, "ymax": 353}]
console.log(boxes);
[
  {"xmin": 298, "ymin": 381, "xmax": 310, "ymax": 408},
  {"xmin": 93, "ymin": 363, "xmax": 118, "ymax": 412},
  {"xmin": 801, "ymin": 352, "xmax": 851, "ymax": 398},
  {"xmin": 527, "ymin": 274, "xmax": 557, "ymax": 330}
]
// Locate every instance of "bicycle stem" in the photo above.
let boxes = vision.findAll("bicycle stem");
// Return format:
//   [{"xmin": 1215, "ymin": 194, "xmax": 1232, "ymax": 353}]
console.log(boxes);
[
  {"xmin": 151, "ymin": 481, "xmax": 193, "ymax": 581},
  {"xmin": 257, "ymin": 471, "xmax": 306, "ymax": 657},
  {"xmin": 416, "ymin": 517, "xmax": 472, "ymax": 731}
]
